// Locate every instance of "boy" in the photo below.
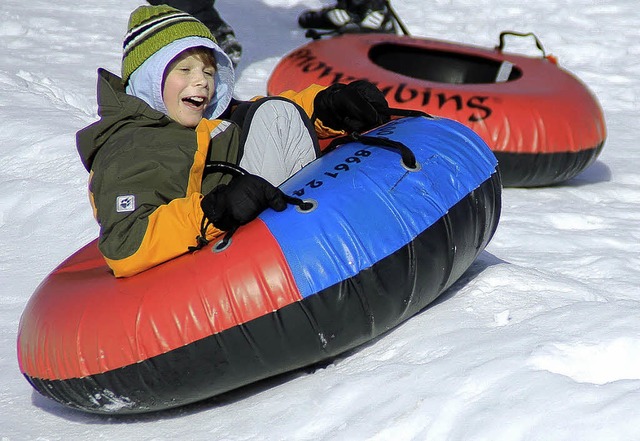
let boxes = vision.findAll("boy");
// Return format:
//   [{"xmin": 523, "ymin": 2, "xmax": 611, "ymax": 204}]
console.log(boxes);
[{"xmin": 77, "ymin": 5, "xmax": 389, "ymax": 277}]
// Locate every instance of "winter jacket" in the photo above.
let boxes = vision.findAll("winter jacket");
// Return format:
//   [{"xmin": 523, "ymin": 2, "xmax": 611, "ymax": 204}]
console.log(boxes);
[{"xmin": 77, "ymin": 69, "xmax": 337, "ymax": 277}]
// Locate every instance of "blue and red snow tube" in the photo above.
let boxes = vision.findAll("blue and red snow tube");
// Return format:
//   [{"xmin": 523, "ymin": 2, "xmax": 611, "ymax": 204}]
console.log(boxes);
[{"xmin": 17, "ymin": 116, "xmax": 501, "ymax": 414}]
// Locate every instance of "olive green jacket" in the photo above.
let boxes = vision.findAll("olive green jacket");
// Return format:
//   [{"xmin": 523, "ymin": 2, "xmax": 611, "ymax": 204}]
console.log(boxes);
[{"xmin": 77, "ymin": 69, "xmax": 334, "ymax": 277}]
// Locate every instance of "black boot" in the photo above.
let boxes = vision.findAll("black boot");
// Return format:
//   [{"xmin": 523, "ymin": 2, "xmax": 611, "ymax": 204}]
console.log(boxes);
[
  {"xmin": 298, "ymin": 0, "xmax": 396, "ymax": 33},
  {"xmin": 212, "ymin": 22, "xmax": 242, "ymax": 68},
  {"xmin": 197, "ymin": 6, "xmax": 242, "ymax": 67},
  {"xmin": 298, "ymin": 0, "xmax": 351, "ymax": 30}
]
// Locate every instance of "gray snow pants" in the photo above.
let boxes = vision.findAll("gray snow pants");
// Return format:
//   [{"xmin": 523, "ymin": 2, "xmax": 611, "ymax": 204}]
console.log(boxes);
[{"xmin": 234, "ymin": 97, "xmax": 320, "ymax": 186}]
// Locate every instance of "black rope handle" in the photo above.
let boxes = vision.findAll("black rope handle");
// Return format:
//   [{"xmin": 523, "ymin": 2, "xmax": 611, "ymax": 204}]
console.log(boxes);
[
  {"xmin": 495, "ymin": 31, "xmax": 547, "ymax": 58},
  {"xmin": 352, "ymin": 133, "xmax": 417, "ymax": 169},
  {"xmin": 204, "ymin": 161, "xmax": 312, "ymax": 211},
  {"xmin": 204, "ymin": 161, "xmax": 247, "ymax": 177},
  {"xmin": 324, "ymin": 109, "xmax": 432, "ymax": 167},
  {"xmin": 201, "ymin": 161, "xmax": 313, "ymax": 250}
]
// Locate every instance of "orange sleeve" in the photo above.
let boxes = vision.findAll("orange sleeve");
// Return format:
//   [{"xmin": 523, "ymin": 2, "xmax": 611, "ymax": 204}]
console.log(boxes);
[
  {"xmin": 100, "ymin": 119, "xmax": 227, "ymax": 278},
  {"xmin": 104, "ymin": 194, "xmax": 223, "ymax": 278},
  {"xmin": 278, "ymin": 84, "xmax": 346, "ymax": 139}
]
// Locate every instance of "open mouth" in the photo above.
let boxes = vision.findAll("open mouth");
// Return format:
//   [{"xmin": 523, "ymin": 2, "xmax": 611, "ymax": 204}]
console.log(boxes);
[{"xmin": 182, "ymin": 96, "xmax": 207, "ymax": 110}]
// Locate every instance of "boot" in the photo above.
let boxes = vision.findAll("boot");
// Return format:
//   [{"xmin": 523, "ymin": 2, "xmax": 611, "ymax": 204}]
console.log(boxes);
[
  {"xmin": 298, "ymin": 0, "xmax": 396, "ymax": 33},
  {"xmin": 212, "ymin": 23, "xmax": 242, "ymax": 68}
]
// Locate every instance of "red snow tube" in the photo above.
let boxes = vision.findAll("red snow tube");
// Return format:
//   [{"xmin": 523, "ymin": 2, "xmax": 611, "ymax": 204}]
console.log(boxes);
[
  {"xmin": 17, "ymin": 117, "xmax": 501, "ymax": 414},
  {"xmin": 268, "ymin": 31, "xmax": 606, "ymax": 187}
]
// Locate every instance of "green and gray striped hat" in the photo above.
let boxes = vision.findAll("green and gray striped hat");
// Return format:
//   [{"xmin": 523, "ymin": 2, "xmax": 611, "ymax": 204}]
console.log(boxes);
[{"xmin": 121, "ymin": 5, "xmax": 216, "ymax": 84}]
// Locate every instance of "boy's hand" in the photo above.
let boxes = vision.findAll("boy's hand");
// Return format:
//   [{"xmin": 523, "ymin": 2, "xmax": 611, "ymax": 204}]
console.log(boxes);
[
  {"xmin": 201, "ymin": 174, "xmax": 287, "ymax": 231},
  {"xmin": 314, "ymin": 80, "xmax": 390, "ymax": 133}
]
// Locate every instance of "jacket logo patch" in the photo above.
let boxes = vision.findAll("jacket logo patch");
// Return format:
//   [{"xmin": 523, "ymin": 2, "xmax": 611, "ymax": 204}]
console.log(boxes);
[{"xmin": 116, "ymin": 195, "xmax": 136, "ymax": 213}]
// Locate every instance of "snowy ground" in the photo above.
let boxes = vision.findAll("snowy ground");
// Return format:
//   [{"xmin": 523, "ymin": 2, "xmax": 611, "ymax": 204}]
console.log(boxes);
[{"xmin": 2, "ymin": 0, "xmax": 639, "ymax": 440}]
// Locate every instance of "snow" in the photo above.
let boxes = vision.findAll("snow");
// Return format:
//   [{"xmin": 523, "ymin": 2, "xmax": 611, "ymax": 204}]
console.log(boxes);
[{"xmin": 2, "ymin": 0, "xmax": 639, "ymax": 439}]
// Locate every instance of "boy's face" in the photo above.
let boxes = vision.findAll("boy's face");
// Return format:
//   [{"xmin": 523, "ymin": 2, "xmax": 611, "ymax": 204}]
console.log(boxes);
[{"xmin": 163, "ymin": 52, "xmax": 216, "ymax": 128}]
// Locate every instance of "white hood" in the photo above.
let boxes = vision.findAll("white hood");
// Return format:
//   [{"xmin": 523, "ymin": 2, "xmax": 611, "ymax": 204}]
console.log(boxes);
[{"xmin": 126, "ymin": 36, "xmax": 234, "ymax": 120}]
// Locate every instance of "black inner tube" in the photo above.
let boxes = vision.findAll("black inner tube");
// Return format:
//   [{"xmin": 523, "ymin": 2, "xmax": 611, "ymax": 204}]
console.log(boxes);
[{"xmin": 369, "ymin": 43, "xmax": 522, "ymax": 84}]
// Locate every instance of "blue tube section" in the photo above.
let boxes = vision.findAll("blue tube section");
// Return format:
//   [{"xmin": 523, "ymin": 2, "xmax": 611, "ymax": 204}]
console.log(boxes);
[{"xmin": 260, "ymin": 116, "xmax": 498, "ymax": 298}]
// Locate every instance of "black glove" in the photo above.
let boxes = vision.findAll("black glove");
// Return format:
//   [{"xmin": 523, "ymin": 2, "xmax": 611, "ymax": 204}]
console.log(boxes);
[
  {"xmin": 313, "ymin": 80, "xmax": 390, "ymax": 133},
  {"xmin": 201, "ymin": 174, "xmax": 287, "ymax": 231}
]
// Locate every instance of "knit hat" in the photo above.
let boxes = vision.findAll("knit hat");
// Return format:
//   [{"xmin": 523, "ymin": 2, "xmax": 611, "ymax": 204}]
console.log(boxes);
[{"xmin": 122, "ymin": 5, "xmax": 217, "ymax": 85}]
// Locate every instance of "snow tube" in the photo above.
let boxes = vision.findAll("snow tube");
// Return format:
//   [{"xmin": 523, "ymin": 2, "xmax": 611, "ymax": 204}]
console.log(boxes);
[
  {"xmin": 267, "ymin": 32, "xmax": 606, "ymax": 187},
  {"xmin": 18, "ymin": 116, "xmax": 501, "ymax": 414}
]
